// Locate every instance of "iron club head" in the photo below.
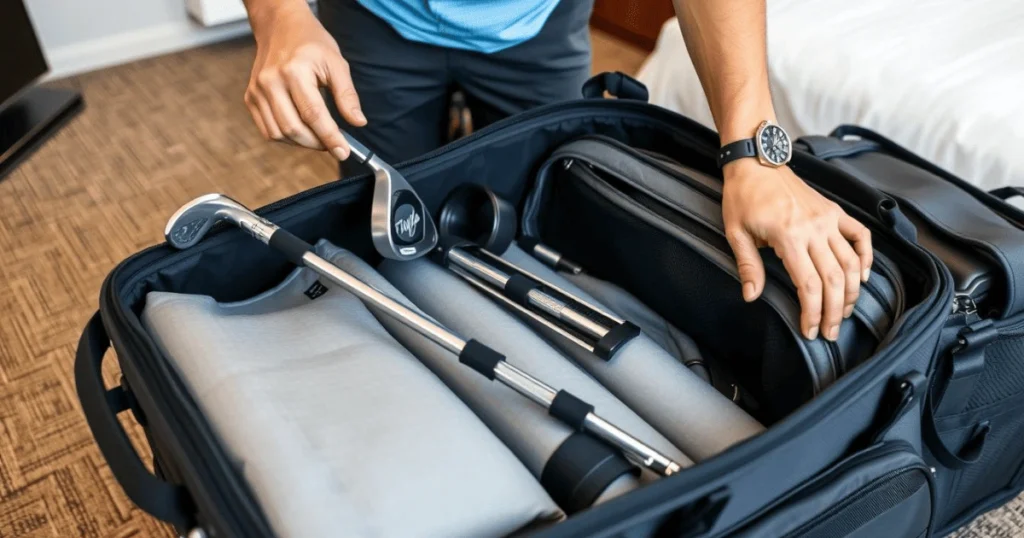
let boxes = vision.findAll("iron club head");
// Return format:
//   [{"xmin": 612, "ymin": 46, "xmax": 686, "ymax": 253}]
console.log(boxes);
[
  {"xmin": 368, "ymin": 161, "xmax": 438, "ymax": 261},
  {"xmin": 164, "ymin": 193, "xmax": 250, "ymax": 249}
]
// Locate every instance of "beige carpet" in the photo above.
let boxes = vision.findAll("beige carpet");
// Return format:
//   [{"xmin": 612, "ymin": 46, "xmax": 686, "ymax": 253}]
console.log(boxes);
[{"xmin": 0, "ymin": 29, "xmax": 1008, "ymax": 538}]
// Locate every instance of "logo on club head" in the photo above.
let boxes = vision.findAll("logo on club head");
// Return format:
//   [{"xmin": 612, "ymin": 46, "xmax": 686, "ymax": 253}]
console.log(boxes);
[
  {"xmin": 393, "ymin": 204, "xmax": 421, "ymax": 243},
  {"xmin": 172, "ymin": 218, "xmax": 208, "ymax": 245}
]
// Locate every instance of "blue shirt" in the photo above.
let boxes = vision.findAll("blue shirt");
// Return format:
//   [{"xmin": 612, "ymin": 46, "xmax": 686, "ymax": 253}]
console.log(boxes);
[{"xmin": 354, "ymin": 0, "xmax": 562, "ymax": 54}]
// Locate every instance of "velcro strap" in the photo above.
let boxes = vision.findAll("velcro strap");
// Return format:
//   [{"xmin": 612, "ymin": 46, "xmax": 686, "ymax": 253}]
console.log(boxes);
[{"xmin": 540, "ymin": 432, "xmax": 637, "ymax": 513}]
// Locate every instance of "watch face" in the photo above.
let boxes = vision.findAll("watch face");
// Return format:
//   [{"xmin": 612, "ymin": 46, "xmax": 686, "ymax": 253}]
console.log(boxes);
[{"xmin": 758, "ymin": 124, "xmax": 791, "ymax": 165}]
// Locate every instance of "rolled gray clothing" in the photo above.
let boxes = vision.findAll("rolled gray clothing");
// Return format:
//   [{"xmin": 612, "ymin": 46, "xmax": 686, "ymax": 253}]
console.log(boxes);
[
  {"xmin": 141, "ymin": 245, "xmax": 564, "ymax": 538},
  {"xmin": 559, "ymin": 269, "xmax": 705, "ymax": 371},
  {"xmin": 339, "ymin": 247, "xmax": 691, "ymax": 496},
  {"xmin": 502, "ymin": 244, "xmax": 766, "ymax": 460}
]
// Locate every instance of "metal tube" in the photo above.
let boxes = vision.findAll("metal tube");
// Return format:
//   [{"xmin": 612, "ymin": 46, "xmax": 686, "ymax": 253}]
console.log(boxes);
[
  {"xmin": 584, "ymin": 414, "xmax": 682, "ymax": 476},
  {"xmin": 301, "ymin": 253, "xmax": 467, "ymax": 355},
  {"xmin": 451, "ymin": 267, "xmax": 597, "ymax": 354},
  {"xmin": 448, "ymin": 247, "xmax": 611, "ymax": 339},
  {"xmin": 493, "ymin": 362, "xmax": 558, "ymax": 408}
]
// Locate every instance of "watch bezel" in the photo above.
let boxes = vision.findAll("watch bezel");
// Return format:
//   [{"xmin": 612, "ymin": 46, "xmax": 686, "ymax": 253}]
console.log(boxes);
[{"xmin": 754, "ymin": 120, "xmax": 792, "ymax": 167}]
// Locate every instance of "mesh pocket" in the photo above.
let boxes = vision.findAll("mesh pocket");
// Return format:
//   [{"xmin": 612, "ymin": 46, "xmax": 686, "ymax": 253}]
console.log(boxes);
[{"xmin": 936, "ymin": 334, "xmax": 1024, "ymax": 519}]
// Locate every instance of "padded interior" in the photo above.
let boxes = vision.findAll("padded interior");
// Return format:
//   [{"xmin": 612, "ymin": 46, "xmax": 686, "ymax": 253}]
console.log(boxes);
[{"xmin": 106, "ymin": 111, "xmax": 941, "ymax": 536}]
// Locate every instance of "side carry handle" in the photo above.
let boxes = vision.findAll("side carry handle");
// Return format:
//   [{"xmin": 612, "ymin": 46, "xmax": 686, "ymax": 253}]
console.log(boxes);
[
  {"xmin": 582, "ymin": 72, "xmax": 650, "ymax": 102},
  {"xmin": 989, "ymin": 186, "xmax": 1024, "ymax": 202},
  {"xmin": 921, "ymin": 320, "xmax": 997, "ymax": 469},
  {"xmin": 75, "ymin": 312, "xmax": 193, "ymax": 529}
]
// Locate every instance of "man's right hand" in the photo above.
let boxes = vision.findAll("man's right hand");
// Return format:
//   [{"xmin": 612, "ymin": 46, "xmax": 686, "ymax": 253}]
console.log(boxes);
[{"xmin": 243, "ymin": 1, "xmax": 366, "ymax": 160}]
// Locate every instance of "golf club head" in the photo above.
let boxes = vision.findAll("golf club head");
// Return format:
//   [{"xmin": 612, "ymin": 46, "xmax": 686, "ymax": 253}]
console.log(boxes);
[
  {"xmin": 164, "ymin": 193, "xmax": 249, "ymax": 249},
  {"xmin": 368, "ymin": 158, "xmax": 438, "ymax": 261}
]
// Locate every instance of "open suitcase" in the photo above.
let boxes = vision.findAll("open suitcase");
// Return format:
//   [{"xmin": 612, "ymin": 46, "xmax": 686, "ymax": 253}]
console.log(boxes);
[{"xmin": 76, "ymin": 73, "xmax": 964, "ymax": 537}]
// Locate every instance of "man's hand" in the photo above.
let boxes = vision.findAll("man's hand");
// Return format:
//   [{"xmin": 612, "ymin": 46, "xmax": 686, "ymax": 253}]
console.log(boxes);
[
  {"xmin": 243, "ymin": 1, "xmax": 366, "ymax": 159},
  {"xmin": 722, "ymin": 160, "xmax": 873, "ymax": 342}
]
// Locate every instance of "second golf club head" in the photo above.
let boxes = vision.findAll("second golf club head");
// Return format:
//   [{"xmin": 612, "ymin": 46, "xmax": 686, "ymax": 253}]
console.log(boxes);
[
  {"xmin": 344, "ymin": 133, "xmax": 437, "ymax": 261},
  {"xmin": 165, "ymin": 193, "xmax": 246, "ymax": 249}
]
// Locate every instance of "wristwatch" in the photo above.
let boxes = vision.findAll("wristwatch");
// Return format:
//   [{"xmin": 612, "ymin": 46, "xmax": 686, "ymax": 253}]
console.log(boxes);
[{"xmin": 717, "ymin": 120, "xmax": 792, "ymax": 168}]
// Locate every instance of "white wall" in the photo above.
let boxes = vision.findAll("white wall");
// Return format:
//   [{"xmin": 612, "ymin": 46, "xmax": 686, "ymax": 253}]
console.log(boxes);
[{"xmin": 24, "ymin": 0, "xmax": 252, "ymax": 79}]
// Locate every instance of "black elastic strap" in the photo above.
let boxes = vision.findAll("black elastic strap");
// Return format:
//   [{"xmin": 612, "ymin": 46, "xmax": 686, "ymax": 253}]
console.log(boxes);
[
  {"xmin": 922, "ymin": 320, "xmax": 997, "ymax": 469},
  {"xmin": 540, "ymin": 432, "xmax": 637, "ymax": 513},
  {"xmin": 504, "ymin": 273, "xmax": 539, "ymax": 306},
  {"xmin": 268, "ymin": 229, "xmax": 313, "ymax": 266},
  {"xmin": 458, "ymin": 339, "xmax": 503, "ymax": 380},
  {"xmin": 550, "ymin": 390, "xmax": 594, "ymax": 431},
  {"xmin": 935, "ymin": 320, "xmax": 996, "ymax": 416},
  {"xmin": 593, "ymin": 321, "xmax": 642, "ymax": 360}
]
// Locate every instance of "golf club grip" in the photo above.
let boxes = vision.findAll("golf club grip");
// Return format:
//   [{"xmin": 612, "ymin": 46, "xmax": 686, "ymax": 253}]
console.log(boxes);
[{"xmin": 268, "ymin": 229, "xmax": 313, "ymax": 266}]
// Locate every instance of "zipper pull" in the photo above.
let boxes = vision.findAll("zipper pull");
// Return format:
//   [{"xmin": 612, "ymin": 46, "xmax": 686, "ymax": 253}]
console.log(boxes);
[{"xmin": 952, "ymin": 293, "xmax": 978, "ymax": 316}]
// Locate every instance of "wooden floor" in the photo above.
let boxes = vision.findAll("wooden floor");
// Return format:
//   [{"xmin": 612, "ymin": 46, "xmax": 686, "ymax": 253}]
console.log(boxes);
[{"xmin": 0, "ymin": 25, "xmax": 1011, "ymax": 538}]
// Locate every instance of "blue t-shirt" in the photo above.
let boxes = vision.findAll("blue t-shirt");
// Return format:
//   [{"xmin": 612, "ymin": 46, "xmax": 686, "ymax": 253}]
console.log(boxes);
[{"xmin": 354, "ymin": 0, "xmax": 562, "ymax": 54}]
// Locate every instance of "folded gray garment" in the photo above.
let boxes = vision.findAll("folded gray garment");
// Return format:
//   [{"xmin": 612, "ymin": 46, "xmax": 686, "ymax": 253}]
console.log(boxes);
[
  {"xmin": 559, "ymin": 265, "xmax": 704, "ymax": 368},
  {"xmin": 500, "ymin": 245, "xmax": 766, "ymax": 461},
  {"xmin": 141, "ymin": 243, "xmax": 564, "ymax": 538},
  {"xmin": 362, "ymin": 248, "xmax": 692, "ymax": 493}
]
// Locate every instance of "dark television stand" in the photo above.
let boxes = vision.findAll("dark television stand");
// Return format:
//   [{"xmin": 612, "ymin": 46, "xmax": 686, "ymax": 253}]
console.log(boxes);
[{"xmin": 0, "ymin": 85, "xmax": 83, "ymax": 181}]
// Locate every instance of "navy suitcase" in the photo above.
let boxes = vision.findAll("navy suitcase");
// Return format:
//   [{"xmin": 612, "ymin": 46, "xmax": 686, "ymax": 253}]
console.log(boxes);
[
  {"xmin": 799, "ymin": 125, "xmax": 1024, "ymax": 535},
  {"xmin": 75, "ymin": 74, "xmax": 954, "ymax": 537}
]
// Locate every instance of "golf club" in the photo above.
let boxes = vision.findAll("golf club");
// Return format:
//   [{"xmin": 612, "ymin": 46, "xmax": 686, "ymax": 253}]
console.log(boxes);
[
  {"xmin": 342, "ymin": 131, "xmax": 438, "ymax": 261},
  {"xmin": 438, "ymin": 240, "xmax": 641, "ymax": 360},
  {"xmin": 164, "ymin": 193, "xmax": 682, "ymax": 477}
]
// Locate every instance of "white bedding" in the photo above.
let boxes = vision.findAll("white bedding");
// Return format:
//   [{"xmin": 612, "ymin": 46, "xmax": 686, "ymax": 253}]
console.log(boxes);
[{"xmin": 638, "ymin": 1, "xmax": 1024, "ymax": 190}]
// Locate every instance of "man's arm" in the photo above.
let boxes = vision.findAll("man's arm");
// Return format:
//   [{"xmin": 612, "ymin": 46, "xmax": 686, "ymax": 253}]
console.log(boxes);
[
  {"xmin": 241, "ymin": 0, "xmax": 366, "ymax": 159},
  {"xmin": 673, "ymin": 0, "xmax": 873, "ymax": 342}
]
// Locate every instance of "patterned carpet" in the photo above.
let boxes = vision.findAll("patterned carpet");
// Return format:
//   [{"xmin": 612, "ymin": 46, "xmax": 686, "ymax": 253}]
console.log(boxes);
[{"xmin": 0, "ymin": 29, "xmax": 1011, "ymax": 538}]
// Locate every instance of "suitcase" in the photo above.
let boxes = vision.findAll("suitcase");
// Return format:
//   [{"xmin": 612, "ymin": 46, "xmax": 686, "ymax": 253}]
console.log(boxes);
[
  {"xmin": 75, "ymin": 73, "xmax": 953, "ymax": 537},
  {"xmin": 798, "ymin": 125, "xmax": 1024, "ymax": 535}
]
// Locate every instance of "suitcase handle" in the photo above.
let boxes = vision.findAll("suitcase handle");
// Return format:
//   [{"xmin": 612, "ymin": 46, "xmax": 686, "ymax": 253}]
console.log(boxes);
[
  {"xmin": 582, "ymin": 72, "xmax": 650, "ymax": 102},
  {"xmin": 989, "ymin": 186, "xmax": 1024, "ymax": 201},
  {"xmin": 75, "ymin": 312, "xmax": 193, "ymax": 529}
]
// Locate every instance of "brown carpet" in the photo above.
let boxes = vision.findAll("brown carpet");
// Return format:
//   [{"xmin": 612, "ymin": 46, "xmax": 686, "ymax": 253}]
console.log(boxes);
[{"xmin": 0, "ymin": 29, "xmax": 1007, "ymax": 538}]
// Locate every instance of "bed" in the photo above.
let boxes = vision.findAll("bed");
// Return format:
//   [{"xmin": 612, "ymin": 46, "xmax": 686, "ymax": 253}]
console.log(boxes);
[{"xmin": 637, "ymin": 0, "xmax": 1024, "ymax": 190}]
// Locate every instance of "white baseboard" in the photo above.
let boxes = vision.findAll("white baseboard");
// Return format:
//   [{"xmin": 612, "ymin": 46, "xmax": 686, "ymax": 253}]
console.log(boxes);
[{"xmin": 43, "ymin": 19, "xmax": 253, "ymax": 81}]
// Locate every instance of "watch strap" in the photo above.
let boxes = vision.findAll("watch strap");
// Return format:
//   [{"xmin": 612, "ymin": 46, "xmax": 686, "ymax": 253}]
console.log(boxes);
[{"xmin": 718, "ymin": 138, "xmax": 757, "ymax": 168}]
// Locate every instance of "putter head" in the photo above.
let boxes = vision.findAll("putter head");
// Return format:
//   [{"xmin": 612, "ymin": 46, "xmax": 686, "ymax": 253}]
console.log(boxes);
[
  {"xmin": 369, "ymin": 161, "xmax": 438, "ymax": 261},
  {"xmin": 164, "ymin": 193, "xmax": 247, "ymax": 249}
]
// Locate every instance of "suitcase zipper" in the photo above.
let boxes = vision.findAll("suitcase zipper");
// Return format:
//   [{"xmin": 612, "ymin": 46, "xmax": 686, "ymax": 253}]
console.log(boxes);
[{"xmin": 723, "ymin": 441, "xmax": 934, "ymax": 536}]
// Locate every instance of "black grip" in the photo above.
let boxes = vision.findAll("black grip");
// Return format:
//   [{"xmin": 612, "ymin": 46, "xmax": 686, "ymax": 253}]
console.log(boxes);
[
  {"xmin": 458, "ymin": 339, "xmax": 504, "ymax": 380},
  {"xmin": 75, "ymin": 312, "xmax": 192, "ymax": 529},
  {"xmin": 268, "ymin": 228, "xmax": 314, "ymax": 266},
  {"xmin": 541, "ymin": 432, "xmax": 637, "ymax": 513},
  {"xmin": 550, "ymin": 390, "xmax": 594, "ymax": 431},
  {"xmin": 504, "ymin": 273, "xmax": 539, "ymax": 306}
]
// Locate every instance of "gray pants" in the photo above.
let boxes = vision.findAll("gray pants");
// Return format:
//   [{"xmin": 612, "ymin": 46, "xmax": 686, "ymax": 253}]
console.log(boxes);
[{"xmin": 318, "ymin": 0, "xmax": 594, "ymax": 178}]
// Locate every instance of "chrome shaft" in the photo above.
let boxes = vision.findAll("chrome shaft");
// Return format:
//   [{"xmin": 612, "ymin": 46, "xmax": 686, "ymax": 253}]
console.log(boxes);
[{"xmin": 447, "ymin": 247, "xmax": 610, "ymax": 339}]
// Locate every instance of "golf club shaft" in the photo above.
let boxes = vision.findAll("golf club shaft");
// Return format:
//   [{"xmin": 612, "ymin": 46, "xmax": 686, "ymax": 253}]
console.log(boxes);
[
  {"xmin": 446, "ymin": 247, "xmax": 611, "ymax": 340},
  {"xmin": 217, "ymin": 208, "xmax": 680, "ymax": 476}
]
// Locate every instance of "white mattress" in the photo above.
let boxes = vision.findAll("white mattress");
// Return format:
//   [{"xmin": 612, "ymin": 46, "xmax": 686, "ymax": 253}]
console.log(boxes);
[{"xmin": 638, "ymin": 1, "xmax": 1024, "ymax": 190}]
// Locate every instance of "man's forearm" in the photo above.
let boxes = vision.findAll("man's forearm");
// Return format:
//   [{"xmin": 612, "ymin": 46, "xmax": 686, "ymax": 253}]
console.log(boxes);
[
  {"xmin": 673, "ymin": 0, "xmax": 773, "ymax": 145},
  {"xmin": 243, "ymin": 0, "xmax": 310, "ymax": 38}
]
